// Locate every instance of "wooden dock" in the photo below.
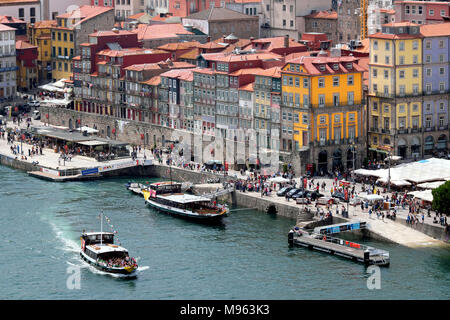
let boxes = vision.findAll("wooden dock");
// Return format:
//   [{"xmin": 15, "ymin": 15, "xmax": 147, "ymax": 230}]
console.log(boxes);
[{"xmin": 289, "ymin": 231, "xmax": 390, "ymax": 266}]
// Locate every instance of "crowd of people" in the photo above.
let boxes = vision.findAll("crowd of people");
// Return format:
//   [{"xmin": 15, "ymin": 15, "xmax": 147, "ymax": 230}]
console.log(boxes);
[{"xmin": 98, "ymin": 256, "xmax": 137, "ymax": 269}]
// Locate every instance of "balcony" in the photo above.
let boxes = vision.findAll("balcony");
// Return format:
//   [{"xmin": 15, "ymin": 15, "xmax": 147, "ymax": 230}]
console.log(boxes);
[
  {"xmin": 370, "ymin": 127, "xmax": 379, "ymax": 133},
  {"xmin": 0, "ymin": 66, "xmax": 18, "ymax": 72},
  {"xmin": 397, "ymin": 128, "xmax": 408, "ymax": 134},
  {"xmin": 424, "ymin": 126, "xmax": 435, "ymax": 132},
  {"xmin": 410, "ymin": 127, "xmax": 421, "ymax": 133},
  {"xmin": 370, "ymin": 92, "xmax": 395, "ymax": 99},
  {"xmin": 439, "ymin": 125, "xmax": 449, "ymax": 131}
]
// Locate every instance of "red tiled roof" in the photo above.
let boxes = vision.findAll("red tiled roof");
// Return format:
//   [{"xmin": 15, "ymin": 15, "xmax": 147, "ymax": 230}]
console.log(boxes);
[
  {"xmin": 239, "ymin": 82, "xmax": 254, "ymax": 91},
  {"xmin": 285, "ymin": 55, "xmax": 366, "ymax": 75},
  {"xmin": 229, "ymin": 67, "xmax": 265, "ymax": 76},
  {"xmin": 142, "ymin": 75, "xmax": 161, "ymax": 86},
  {"xmin": 56, "ymin": 6, "xmax": 113, "ymax": 28},
  {"xmin": 160, "ymin": 68, "xmax": 195, "ymax": 81},
  {"xmin": 97, "ymin": 47, "xmax": 167, "ymax": 57},
  {"xmin": 420, "ymin": 22, "xmax": 450, "ymax": 37},
  {"xmin": 201, "ymin": 51, "xmax": 282, "ymax": 62},
  {"xmin": 158, "ymin": 41, "xmax": 200, "ymax": 51},
  {"xmin": 243, "ymin": 36, "xmax": 305, "ymax": 52},
  {"xmin": 16, "ymin": 40, "xmax": 37, "ymax": 50},
  {"xmin": 90, "ymin": 30, "xmax": 135, "ymax": 37},
  {"xmin": 0, "ymin": 23, "xmax": 16, "ymax": 31},
  {"xmin": 179, "ymin": 48, "xmax": 201, "ymax": 60},
  {"xmin": 369, "ymin": 32, "xmax": 423, "ymax": 40},
  {"xmin": 0, "ymin": 15, "xmax": 25, "ymax": 24},
  {"xmin": 128, "ymin": 12, "xmax": 146, "ymax": 20},
  {"xmin": 198, "ymin": 41, "xmax": 226, "ymax": 49},
  {"xmin": 304, "ymin": 10, "xmax": 338, "ymax": 20},
  {"xmin": 133, "ymin": 23, "xmax": 193, "ymax": 40}
]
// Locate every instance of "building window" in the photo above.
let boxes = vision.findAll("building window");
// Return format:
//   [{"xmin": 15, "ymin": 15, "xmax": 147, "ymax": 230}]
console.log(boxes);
[
  {"xmin": 318, "ymin": 78, "xmax": 325, "ymax": 88},
  {"xmin": 332, "ymin": 77, "xmax": 339, "ymax": 87},
  {"xmin": 318, "ymin": 95, "xmax": 325, "ymax": 107},
  {"xmin": 399, "ymin": 41, "xmax": 404, "ymax": 51},
  {"xmin": 347, "ymin": 75, "xmax": 353, "ymax": 85}
]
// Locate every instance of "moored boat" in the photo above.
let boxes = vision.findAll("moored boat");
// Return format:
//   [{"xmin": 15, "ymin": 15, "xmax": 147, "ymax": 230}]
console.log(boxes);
[{"xmin": 144, "ymin": 181, "xmax": 228, "ymax": 221}]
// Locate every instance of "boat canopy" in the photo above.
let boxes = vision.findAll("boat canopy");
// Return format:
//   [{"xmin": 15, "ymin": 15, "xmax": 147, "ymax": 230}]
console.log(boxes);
[{"xmin": 157, "ymin": 193, "xmax": 212, "ymax": 204}]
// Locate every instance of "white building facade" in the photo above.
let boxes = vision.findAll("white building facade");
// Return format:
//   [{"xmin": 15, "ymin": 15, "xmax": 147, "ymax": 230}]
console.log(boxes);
[{"xmin": 0, "ymin": 24, "xmax": 17, "ymax": 100}]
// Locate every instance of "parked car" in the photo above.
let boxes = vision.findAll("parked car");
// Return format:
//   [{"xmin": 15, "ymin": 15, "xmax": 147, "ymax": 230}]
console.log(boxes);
[
  {"xmin": 277, "ymin": 186, "xmax": 293, "ymax": 197},
  {"xmin": 291, "ymin": 190, "xmax": 307, "ymax": 199},
  {"xmin": 332, "ymin": 192, "xmax": 348, "ymax": 202},
  {"xmin": 286, "ymin": 188, "xmax": 302, "ymax": 199},
  {"xmin": 28, "ymin": 100, "xmax": 40, "ymax": 107},
  {"xmin": 308, "ymin": 191, "xmax": 324, "ymax": 201},
  {"xmin": 317, "ymin": 196, "xmax": 338, "ymax": 205}
]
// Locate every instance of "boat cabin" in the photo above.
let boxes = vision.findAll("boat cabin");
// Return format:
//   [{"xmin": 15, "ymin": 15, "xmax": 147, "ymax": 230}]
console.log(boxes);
[
  {"xmin": 81, "ymin": 232, "xmax": 114, "ymax": 246},
  {"xmin": 156, "ymin": 194, "xmax": 221, "ymax": 214},
  {"xmin": 149, "ymin": 181, "xmax": 182, "ymax": 195}
]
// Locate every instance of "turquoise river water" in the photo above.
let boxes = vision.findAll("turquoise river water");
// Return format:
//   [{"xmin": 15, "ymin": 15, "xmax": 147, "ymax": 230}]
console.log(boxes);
[{"xmin": 0, "ymin": 165, "xmax": 449, "ymax": 299}]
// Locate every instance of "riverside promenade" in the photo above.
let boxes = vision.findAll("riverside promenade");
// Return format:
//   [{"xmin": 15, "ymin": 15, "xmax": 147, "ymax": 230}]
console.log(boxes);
[
  {"xmin": 0, "ymin": 119, "xmax": 153, "ymax": 180},
  {"xmin": 1, "ymin": 119, "xmax": 447, "ymax": 247},
  {"xmin": 147, "ymin": 158, "xmax": 448, "ymax": 247}
]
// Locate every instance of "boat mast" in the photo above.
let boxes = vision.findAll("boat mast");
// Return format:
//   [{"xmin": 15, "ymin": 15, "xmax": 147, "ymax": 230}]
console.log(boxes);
[{"xmin": 100, "ymin": 210, "xmax": 103, "ymax": 246}]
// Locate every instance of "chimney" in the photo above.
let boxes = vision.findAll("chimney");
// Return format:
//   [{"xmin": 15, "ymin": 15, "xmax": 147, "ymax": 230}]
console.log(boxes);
[
  {"xmin": 207, "ymin": 36, "xmax": 211, "ymax": 42},
  {"xmin": 250, "ymin": 37, "xmax": 254, "ymax": 41},
  {"xmin": 112, "ymin": 27, "xmax": 119, "ymax": 33},
  {"xmin": 284, "ymin": 34, "xmax": 289, "ymax": 48}
]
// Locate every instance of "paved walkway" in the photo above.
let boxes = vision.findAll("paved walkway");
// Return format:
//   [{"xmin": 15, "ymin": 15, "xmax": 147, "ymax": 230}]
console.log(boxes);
[{"xmin": 0, "ymin": 119, "xmax": 153, "ymax": 171}]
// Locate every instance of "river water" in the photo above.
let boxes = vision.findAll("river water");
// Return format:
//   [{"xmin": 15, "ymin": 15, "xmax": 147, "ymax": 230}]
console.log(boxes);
[{"xmin": 0, "ymin": 165, "xmax": 449, "ymax": 299}]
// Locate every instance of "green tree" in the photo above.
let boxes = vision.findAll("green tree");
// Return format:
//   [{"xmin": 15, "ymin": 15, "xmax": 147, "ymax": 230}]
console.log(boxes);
[{"xmin": 432, "ymin": 181, "xmax": 450, "ymax": 216}]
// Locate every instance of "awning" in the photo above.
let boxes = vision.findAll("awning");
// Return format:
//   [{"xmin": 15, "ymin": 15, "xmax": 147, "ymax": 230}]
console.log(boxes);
[
  {"xmin": 77, "ymin": 140, "xmax": 108, "ymax": 146},
  {"xmin": 268, "ymin": 176, "xmax": 290, "ymax": 183}
]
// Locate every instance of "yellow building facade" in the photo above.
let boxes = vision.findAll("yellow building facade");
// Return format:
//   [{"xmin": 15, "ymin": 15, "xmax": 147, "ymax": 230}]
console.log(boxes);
[
  {"xmin": 29, "ymin": 20, "xmax": 56, "ymax": 82},
  {"xmin": 51, "ymin": 19, "xmax": 75, "ymax": 81},
  {"xmin": 281, "ymin": 56, "xmax": 364, "ymax": 146},
  {"xmin": 281, "ymin": 54, "xmax": 366, "ymax": 173},
  {"xmin": 368, "ymin": 22, "xmax": 424, "ymax": 160}
]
